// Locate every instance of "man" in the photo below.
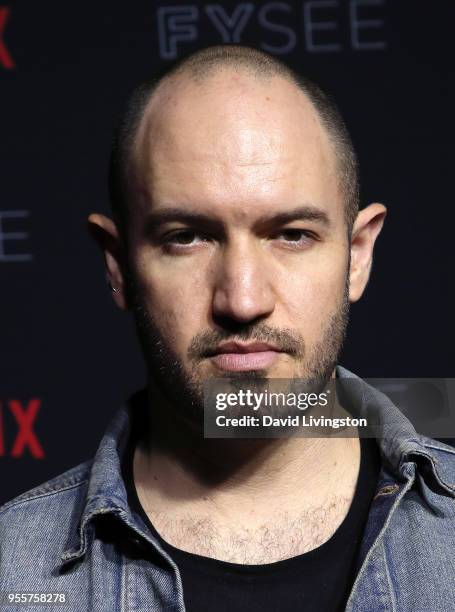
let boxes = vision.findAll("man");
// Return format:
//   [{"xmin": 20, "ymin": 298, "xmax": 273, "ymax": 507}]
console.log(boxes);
[{"xmin": 1, "ymin": 44, "xmax": 455, "ymax": 612}]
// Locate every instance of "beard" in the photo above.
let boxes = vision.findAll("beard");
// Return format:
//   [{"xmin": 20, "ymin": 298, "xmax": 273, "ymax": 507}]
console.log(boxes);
[{"xmin": 126, "ymin": 270, "xmax": 350, "ymax": 425}]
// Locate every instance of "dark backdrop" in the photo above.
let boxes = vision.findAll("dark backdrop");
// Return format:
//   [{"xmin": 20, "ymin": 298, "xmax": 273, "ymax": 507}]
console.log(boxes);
[{"xmin": 1, "ymin": 0, "xmax": 453, "ymax": 505}]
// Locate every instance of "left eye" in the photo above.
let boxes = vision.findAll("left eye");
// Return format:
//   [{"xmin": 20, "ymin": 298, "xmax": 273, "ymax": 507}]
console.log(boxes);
[
  {"xmin": 164, "ymin": 230, "xmax": 208, "ymax": 245},
  {"xmin": 275, "ymin": 229, "xmax": 313, "ymax": 243}
]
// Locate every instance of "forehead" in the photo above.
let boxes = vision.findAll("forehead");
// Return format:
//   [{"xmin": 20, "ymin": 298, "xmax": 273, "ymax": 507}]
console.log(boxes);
[{"xmin": 131, "ymin": 69, "xmax": 342, "ymax": 223}]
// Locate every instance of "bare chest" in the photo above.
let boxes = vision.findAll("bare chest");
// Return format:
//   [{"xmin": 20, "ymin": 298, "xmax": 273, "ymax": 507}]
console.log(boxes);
[{"xmin": 144, "ymin": 495, "xmax": 353, "ymax": 564}]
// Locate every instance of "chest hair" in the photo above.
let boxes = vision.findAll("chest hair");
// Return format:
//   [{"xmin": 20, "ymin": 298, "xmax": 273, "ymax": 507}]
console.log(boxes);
[{"xmin": 144, "ymin": 494, "xmax": 353, "ymax": 564}]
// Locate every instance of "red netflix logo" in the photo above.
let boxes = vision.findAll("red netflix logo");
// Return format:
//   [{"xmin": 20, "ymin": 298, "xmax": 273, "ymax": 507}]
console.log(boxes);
[
  {"xmin": 0, "ymin": 6, "xmax": 14, "ymax": 70},
  {"xmin": 0, "ymin": 399, "xmax": 44, "ymax": 458}
]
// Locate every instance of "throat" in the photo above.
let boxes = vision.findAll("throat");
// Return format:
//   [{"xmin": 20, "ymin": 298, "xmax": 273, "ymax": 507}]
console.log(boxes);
[{"xmin": 132, "ymin": 436, "xmax": 361, "ymax": 564}]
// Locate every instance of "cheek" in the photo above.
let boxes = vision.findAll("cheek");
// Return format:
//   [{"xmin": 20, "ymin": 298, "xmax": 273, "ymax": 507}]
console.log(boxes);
[
  {"xmin": 276, "ymin": 252, "xmax": 347, "ymax": 339},
  {"xmin": 132, "ymin": 252, "xmax": 212, "ymax": 347}
]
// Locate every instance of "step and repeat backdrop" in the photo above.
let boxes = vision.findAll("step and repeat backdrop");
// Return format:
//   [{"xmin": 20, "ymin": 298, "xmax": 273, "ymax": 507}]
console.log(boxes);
[{"xmin": 1, "ymin": 1, "xmax": 453, "ymax": 505}]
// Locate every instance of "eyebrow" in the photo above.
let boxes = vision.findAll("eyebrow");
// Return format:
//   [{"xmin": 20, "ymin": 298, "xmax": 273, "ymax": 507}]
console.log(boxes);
[
  {"xmin": 143, "ymin": 204, "xmax": 331, "ymax": 235},
  {"xmin": 255, "ymin": 205, "xmax": 331, "ymax": 228}
]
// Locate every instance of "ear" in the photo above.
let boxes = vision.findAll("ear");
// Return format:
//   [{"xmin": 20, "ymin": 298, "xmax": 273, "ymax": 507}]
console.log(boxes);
[
  {"xmin": 87, "ymin": 213, "xmax": 129, "ymax": 311},
  {"xmin": 349, "ymin": 203, "xmax": 387, "ymax": 303}
]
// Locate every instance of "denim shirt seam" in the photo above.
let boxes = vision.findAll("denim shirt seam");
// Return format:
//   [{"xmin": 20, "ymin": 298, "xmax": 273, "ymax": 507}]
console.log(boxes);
[
  {"xmin": 108, "ymin": 508, "xmax": 187, "ymax": 611},
  {"xmin": 345, "ymin": 471, "xmax": 415, "ymax": 611},
  {"xmin": 61, "ymin": 506, "xmax": 187, "ymax": 611},
  {"xmin": 0, "ymin": 479, "xmax": 89, "ymax": 514},
  {"xmin": 382, "ymin": 544, "xmax": 397, "ymax": 612},
  {"xmin": 422, "ymin": 442, "xmax": 455, "ymax": 457},
  {"xmin": 121, "ymin": 555, "xmax": 127, "ymax": 612}
]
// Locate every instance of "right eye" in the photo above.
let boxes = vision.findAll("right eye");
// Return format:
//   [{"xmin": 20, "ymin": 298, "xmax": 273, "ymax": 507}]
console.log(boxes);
[{"xmin": 160, "ymin": 230, "xmax": 211, "ymax": 252}]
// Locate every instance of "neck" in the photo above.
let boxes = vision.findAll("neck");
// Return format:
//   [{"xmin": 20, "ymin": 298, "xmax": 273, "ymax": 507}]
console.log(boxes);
[{"xmin": 134, "ymin": 379, "xmax": 360, "ymax": 523}]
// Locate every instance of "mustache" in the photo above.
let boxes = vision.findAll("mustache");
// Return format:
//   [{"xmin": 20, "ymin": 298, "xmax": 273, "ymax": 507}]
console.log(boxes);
[
  {"xmin": 187, "ymin": 324, "xmax": 305, "ymax": 361},
  {"xmin": 126, "ymin": 279, "xmax": 306, "ymax": 361}
]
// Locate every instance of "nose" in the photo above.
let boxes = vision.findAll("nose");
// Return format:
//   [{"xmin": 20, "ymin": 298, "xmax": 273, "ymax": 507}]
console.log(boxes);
[{"xmin": 211, "ymin": 238, "xmax": 275, "ymax": 326}]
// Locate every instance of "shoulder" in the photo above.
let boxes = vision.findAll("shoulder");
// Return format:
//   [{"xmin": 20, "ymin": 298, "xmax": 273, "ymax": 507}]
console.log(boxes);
[
  {"xmin": 1, "ymin": 460, "xmax": 91, "ymax": 513},
  {"xmin": 0, "ymin": 461, "xmax": 91, "ymax": 548},
  {"xmin": 0, "ymin": 462, "xmax": 95, "ymax": 592}
]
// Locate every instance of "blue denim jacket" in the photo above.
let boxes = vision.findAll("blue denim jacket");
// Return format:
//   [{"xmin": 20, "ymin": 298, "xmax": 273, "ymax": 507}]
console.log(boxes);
[{"xmin": 1, "ymin": 366, "xmax": 455, "ymax": 611}]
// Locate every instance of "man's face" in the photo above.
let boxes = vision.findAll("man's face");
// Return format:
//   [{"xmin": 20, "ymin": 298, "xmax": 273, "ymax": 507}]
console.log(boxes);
[{"xmin": 124, "ymin": 70, "xmax": 350, "ymax": 412}]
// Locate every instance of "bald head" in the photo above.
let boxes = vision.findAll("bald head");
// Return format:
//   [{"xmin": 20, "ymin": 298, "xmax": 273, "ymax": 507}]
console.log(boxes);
[{"xmin": 109, "ymin": 45, "xmax": 359, "ymax": 238}]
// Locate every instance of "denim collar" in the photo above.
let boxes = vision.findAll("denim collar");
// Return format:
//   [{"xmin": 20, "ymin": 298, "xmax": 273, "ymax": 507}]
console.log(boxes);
[
  {"xmin": 60, "ymin": 366, "xmax": 455, "ymax": 565},
  {"xmin": 336, "ymin": 366, "xmax": 455, "ymax": 493},
  {"xmin": 60, "ymin": 389, "xmax": 147, "ymax": 565}
]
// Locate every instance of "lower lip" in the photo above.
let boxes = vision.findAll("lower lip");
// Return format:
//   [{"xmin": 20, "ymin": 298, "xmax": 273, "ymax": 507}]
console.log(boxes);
[{"xmin": 210, "ymin": 351, "xmax": 280, "ymax": 372}]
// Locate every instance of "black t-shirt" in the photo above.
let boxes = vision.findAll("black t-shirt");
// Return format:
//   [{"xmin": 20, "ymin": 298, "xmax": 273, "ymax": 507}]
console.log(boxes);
[{"xmin": 123, "ymin": 428, "xmax": 380, "ymax": 612}]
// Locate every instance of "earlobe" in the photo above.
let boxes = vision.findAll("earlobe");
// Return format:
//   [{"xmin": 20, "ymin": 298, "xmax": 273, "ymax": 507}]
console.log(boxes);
[
  {"xmin": 349, "ymin": 203, "xmax": 387, "ymax": 303},
  {"xmin": 87, "ymin": 213, "xmax": 129, "ymax": 311}
]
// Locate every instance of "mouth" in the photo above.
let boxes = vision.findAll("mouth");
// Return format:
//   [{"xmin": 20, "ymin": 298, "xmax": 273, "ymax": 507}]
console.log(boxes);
[{"xmin": 206, "ymin": 342, "xmax": 283, "ymax": 372}]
